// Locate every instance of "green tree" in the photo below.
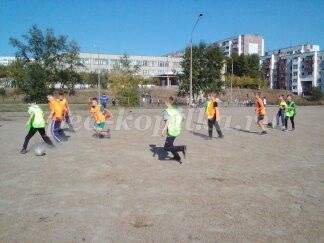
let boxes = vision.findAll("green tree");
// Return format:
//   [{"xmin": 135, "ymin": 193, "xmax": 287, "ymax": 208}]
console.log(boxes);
[
  {"xmin": 309, "ymin": 86, "xmax": 323, "ymax": 101},
  {"xmin": 178, "ymin": 42, "xmax": 225, "ymax": 97},
  {"xmin": 0, "ymin": 88, "xmax": 5, "ymax": 102},
  {"xmin": 9, "ymin": 24, "xmax": 81, "ymax": 102},
  {"xmin": 226, "ymin": 54, "xmax": 261, "ymax": 79}
]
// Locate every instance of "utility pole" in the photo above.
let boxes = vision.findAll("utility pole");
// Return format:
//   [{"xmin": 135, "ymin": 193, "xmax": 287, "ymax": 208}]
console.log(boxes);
[{"xmin": 189, "ymin": 13, "xmax": 203, "ymax": 108}]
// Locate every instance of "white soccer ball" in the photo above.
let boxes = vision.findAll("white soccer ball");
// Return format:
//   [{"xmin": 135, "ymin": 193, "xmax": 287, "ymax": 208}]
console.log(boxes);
[{"xmin": 34, "ymin": 146, "xmax": 46, "ymax": 156}]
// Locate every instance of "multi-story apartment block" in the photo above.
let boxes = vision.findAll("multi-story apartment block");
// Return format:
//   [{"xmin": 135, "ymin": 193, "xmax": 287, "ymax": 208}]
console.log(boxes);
[
  {"xmin": 214, "ymin": 34, "xmax": 264, "ymax": 57},
  {"xmin": 261, "ymin": 44, "xmax": 323, "ymax": 95}
]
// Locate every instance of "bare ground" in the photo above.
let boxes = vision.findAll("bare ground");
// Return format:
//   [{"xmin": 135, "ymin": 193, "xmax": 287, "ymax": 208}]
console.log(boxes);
[{"xmin": 0, "ymin": 106, "xmax": 323, "ymax": 242}]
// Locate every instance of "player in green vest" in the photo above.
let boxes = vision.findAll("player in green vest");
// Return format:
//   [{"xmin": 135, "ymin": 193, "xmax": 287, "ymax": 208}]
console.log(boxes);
[
  {"xmin": 283, "ymin": 95, "xmax": 296, "ymax": 131},
  {"xmin": 20, "ymin": 104, "xmax": 55, "ymax": 154},
  {"xmin": 161, "ymin": 96, "xmax": 186, "ymax": 163}
]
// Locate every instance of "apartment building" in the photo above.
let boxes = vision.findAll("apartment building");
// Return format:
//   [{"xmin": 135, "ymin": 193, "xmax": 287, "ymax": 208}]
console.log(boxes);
[
  {"xmin": 261, "ymin": 44, "xmax": 323, "ymax": 95},
  {"xmin": 214, "ymin": 34, "xmax": 264, "ymax": 57}
]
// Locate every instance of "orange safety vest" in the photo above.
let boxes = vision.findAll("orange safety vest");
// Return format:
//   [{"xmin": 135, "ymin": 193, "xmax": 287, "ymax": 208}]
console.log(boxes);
[
  {"xmin": 255, "ymin": 97, "xmax": 266, "ymax": 115},
  {"xmin": 90, "ymin": 105, "xmax": 105, "ymax": 123},
  {"xmin": 206, "ymin": 100, "xmax": 220, "ymax": 119},
  {"xmin": 49, "ymin": 100, "xmax": 66, "ymax": 121},
  {"xmin": 59, "ymin": 98, "xmax": 68, "ymax": 109}
]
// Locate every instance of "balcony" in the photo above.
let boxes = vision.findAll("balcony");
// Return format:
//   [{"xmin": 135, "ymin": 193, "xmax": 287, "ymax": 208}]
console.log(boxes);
[{"xmin": 305, "ymin": 59, "xmax": 314, "ymax": 64}]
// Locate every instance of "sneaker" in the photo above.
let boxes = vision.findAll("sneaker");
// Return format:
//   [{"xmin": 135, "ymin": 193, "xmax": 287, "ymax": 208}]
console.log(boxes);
[
  {"xmin": 282, "ymin": 128, "xmax": 287, "ymax": 132},
  {"xmin": 291, "ymin": 128, "xmax": 295, "ymax": 131},
  {"xmin": 172, "ymin": 156, "xmax": 182, "ymax": 164},
  {"xmin": 219, "ymin": 134, "xmax": 224, "ymax": 139},
  {"xmin": 20, "ymin": 148, "xmax": 27, "ymax": 154},
  {"xmin": 260, "ymin": 131, "xmax": 267, "ymax": 135}
]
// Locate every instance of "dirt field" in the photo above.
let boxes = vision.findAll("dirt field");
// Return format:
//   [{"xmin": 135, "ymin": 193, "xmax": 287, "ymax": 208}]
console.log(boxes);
[{"xmin": 0, "ymin": 106, "xmax": 323, "ymax": 242}]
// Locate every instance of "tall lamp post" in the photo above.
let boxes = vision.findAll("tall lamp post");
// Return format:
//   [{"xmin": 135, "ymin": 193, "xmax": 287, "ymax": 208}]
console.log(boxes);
[
  {"xmin": 94, "ymin": 44, "xmax": 101, "ymax": 102},
  {"xmin": 189, "ymin": 13, "xmax": 203, "ymax": 108},
  {"xmin": 229, "ymin": 56, "xmax": 234, "ymax": 104}
]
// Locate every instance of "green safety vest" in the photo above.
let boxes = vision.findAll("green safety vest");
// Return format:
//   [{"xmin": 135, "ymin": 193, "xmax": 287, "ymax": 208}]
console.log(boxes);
[
  {"xmin": 285, "ymin": 101, "xmax": 296, "ymax": 117},
  {"xmin": 278, "ymin": 101, "xmax": 287, "ymax": 109},
  {"xmin": 27, "ymin": 105, "xmax": 46, "ymax": 129},
  {"xmin": 165, "ymin": 107, "xmax": 182, "ymax": 137}
]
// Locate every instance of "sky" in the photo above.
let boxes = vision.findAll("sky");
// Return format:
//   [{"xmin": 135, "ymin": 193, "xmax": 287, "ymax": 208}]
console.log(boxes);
[{"xmin": 1, "ymin": 0, "xmax": 324, "ymax": 56}]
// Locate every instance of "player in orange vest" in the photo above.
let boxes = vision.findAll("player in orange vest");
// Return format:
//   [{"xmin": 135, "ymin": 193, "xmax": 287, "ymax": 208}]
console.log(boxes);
[
  {"xmin": 253, "ymin": 91, "xmax": 267, "ymax": 135},
  {"xmin": 89, "ymin": 98, "xmax": 112, "ymax": 138},
  {"xmin": 47, "ymin": 95, "xmax": 68, "ymax": 142},
  {"xmin": 205, "ymin": 92, "xmax": 223, "ymax": 139},
  {"xmin": 58, "ymin": 90, "xmax": 75, "ymax": 132}
]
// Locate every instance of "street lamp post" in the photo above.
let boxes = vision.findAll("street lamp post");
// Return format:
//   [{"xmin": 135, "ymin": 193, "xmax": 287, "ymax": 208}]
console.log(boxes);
[
  {"xmin": 94, "ymin": 44, "xmax": 101, "ymax": 102},
  {"xmin": 230, "ymin": 57, "xmax": 233, "ymax": 104},
  {"xmin": 189, "ymin": 13, "xmax": 203, "ymax": 108}
]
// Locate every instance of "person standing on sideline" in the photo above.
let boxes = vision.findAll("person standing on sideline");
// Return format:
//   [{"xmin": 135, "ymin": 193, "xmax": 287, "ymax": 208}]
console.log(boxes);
[
  {"xmin": 157, "ymin": 98, "xmax": 161, "ymax": 107},
  {"xmin": 20, "ymin": 103, "xmax": 55, "ymax": 154},
  {"xmin": 100, "ymin": 93, "xmax": 109, "ymax": 109},
  {"xmin": 58, "ymin": 90, "xmax": 75, "ymax": 132},
  {"xmin": 205, "ymin": 92, "xmax": 224, "ymax": 139},
  {"xmin": 263, "ymin": 97, "xmax": 267, "ymax": 106},
  {"xmin": 253, "ymin": 91, "xmax": 267, "ymax": 135},
  {"xmin": 283, "ymin": 95, "xmax": 296, "ymax": 131},
  {"xmin": 161, "ymin": 96, "xmax": 186, "ymax": 163},
  {"xmin": 47, "ymin": 95, "xmax": 68, "ymax": 142},
  {"xmin": 112, "ymin": 98, "xmax": 116, "ymax": 107},
  {"xmin": 276, "ymin": 95, "xmax": 287, "ymax": 128}
]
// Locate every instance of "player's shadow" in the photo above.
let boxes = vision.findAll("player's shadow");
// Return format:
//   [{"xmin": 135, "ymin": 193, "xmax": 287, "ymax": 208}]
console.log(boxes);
[
  {"xmin": 190, "ymin": 131, "xmax": 218, "ymax": 140},
  {"xmin": 149, "ymin": 144, "xmax": 170, "ymax": 161},
  {"xmin": 230, "ymin": 127, "xmax": 260, "ymax": 134},
  {"xmin": 193, "ymin": 122, "xmax": 206, "ymax": 126}
]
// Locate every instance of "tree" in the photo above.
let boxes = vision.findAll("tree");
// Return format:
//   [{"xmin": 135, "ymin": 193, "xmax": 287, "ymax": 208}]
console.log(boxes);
[
  {"xmin": 226, "ymin": 54, "xmax": 261, "ymax": 79},
  {"xmin": 0, "ymin": 88, "xmax": 5, "ymax": 102},
  {"xmin": 225, "ymin": 74, "xmax": 267, "ymax": 89},
  {"xmin": 178, "ymin": 42, "xmax": 225, "ymax": 97},
  {"xmin": 309, "ymin": 86, "xmax": 323, "ymax": 101},
  {"xmin": 9, "ymin": 24, "xmax": 81, "ymax": 102}
]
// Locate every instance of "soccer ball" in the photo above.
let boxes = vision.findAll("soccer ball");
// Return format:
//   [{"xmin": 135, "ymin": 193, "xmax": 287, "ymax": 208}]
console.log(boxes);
[{"xmin": 34, "ymin": 146, "xmax": 46, "ymax": 156}]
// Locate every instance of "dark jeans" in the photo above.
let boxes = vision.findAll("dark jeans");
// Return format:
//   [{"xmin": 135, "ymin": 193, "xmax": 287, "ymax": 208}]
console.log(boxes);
[
  {"xmin": 276, "ymin": 110, "xmax": 285, "ymax": 127},
  {"xmin": 208, "ymin": 119, "xmax": 223, "ymax": 138},
  {"xmin": 164, "ymin": 136, "xmax": 184, "ymax": 159},
  {"xmin": 285, "ymin": 116, "xmax": 295, "ymax": 129},
  {"xmin": 102, "ymin": 103, "xmax": 107, "ymax": 109},
  {"xmin": 23, "ymin": 127, "xmax": 54, "ymax": 150},
  {"xmin": 51, "ymin": 120, "xmax": 67, "ymax": 142}
]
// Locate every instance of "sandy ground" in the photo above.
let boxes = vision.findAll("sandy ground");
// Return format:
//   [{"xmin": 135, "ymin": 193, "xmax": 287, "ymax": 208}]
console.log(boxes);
[{"xmin": 0, "ymin": 106, "xmax": 323, "ymax": 242}]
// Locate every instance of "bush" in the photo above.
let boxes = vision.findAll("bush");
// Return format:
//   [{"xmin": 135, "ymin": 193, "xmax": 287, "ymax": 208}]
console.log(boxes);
[{"xmin": 308, "ymin": 86, "xmax": 323, "ymax": 101}]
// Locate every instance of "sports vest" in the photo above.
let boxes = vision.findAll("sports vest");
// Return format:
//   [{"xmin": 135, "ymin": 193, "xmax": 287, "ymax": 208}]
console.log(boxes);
[{"xmin": 165, "ymin": 107, "xmax": 182, "ymax": 137}]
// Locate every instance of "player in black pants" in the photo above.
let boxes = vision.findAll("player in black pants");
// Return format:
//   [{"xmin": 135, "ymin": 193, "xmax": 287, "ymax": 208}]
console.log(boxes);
[{"xmin": 206, "ymin": 92, "xmax": 223, "ymax": 139}]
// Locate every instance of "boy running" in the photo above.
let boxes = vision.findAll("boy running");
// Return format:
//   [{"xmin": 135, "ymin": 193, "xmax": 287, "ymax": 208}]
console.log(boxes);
[
  {"xmin": 283, "ymin": 95, "xmax": 296, "ymax": 131},
  {"xmin": 58, "ymin": 90, "xmax": 75, "ymax": 132},
  {"xmin": 20, "ymin": 103, "xmax": 54, "ymax": 154},
  {"xmin": 161, "ymin": 96, "xmax": 186, "ymax": 163},
  {"xmin": 90, "ymin": 98, "xmax": 112, "ymax": 138},
  {"xmin": 47, "ymin": 95, "xmax": 68, "ymax": 142},
  {"xmin": 205, "ymin": 92, "xmax": 223, "ymax": 139},
  {"xmin": 253, "ymin": 91, "xmax": 267, "ymax": 135}
]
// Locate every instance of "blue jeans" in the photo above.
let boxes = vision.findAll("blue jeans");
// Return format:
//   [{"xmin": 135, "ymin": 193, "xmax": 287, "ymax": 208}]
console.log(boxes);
[{"xmin": 276, "ymin": 110, "xmax": 285, "ymax": 127}]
